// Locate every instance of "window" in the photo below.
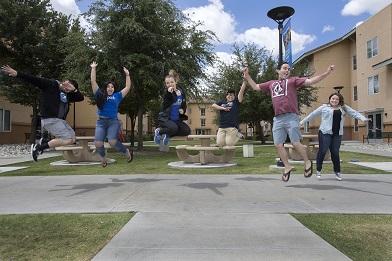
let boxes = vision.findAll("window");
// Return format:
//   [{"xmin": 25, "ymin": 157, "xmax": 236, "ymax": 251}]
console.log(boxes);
[
  {"xmin": 0, "ymin": 109, "xmax": 11, "ymax": 132},
  {"xmin": 354, "ymin": 119, "xmax": 359, "ymax": 132},
  {"xmin": 196, "ymin": 129, "xmax": 206, "ymax": 135},
  {"xmin": 188, "ymin": 119, "xmax": 192, "ymax": 124},
  {"xmin": 188, "ymin": 108, "xmax": 192, "ymax": 114},
  {"xmin": 201, "ymin": 119, "xmax": 205, "ymax": 127},
  {"xmin": 353, "ymin": 86, "xmax": 358, "ymax": 101},
  {"xmin": 368, "ymin": 75, "xmax": 379, "ymax": 95},
  {"xmin": 352, "ymin": 55, "xmax": 357, "ymax": 70},
  {"xmin": 200, "ymin": 108, "xmax": 205, "ymax": 116},
  {"xmin": 367, "ymin": 37, "xmax": 378, "ymax": 59},
  {"xmin": 304, "ymin": 121, "xmax": 310, "ymax": 133}
]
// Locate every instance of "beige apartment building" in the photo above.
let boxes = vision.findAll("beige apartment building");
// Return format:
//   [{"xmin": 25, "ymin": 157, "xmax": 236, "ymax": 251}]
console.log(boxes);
[
  {"xmin": 1, "ymin": 4, "xmax": 391, "ymax": 144},
  {"xmin": 296, "ymin": 3, "xmax": 392, "ymax": 142}
]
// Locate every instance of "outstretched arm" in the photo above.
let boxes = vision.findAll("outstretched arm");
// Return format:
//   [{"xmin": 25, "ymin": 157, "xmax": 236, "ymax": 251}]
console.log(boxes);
[
  {"xmin": 90, "ymin": 61, "xmax": 99, "ymax": 94},
  {"xmin": 1, "ymin": 64, "xmax": 52, "ymax": 90},
  {"xmin": 237, "ymin": 80, "xmax": 247, "ymax": 102},
  {"xmin": 121, "ymin": 67, "xmax": 131, "ymax": 98},
  {"xmin": 304, "ymin": 65, "xmax": 334, "ymax": 85},
  {"xmin": 242, "ymin": 67, "xmax": 259, "ymax": 91}
]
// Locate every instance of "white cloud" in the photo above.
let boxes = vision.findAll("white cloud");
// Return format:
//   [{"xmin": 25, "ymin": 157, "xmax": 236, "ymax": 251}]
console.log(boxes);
[
  {"xmin": 291, "ymin": 31, "xmax": 317, "ymax": 55},
  {"xmin": 235, "ymin": 27, "xmax": 316, "ymax": 57},
  {"xmin": 322, "ymin": 25, "xmax": 335, "ymax": 33},
  {"xmin": 50, "ymin": 0, "xmax": 80, "ymax": 16},
  {"xmin": 341, "ymin": 0, "xmax": 392, "ymax": 16},
  {"xmin": 183, "ymin": 0, "xmax": 237, "ymax": 44},
  {"xmin": 49, "ymin": 0, "xmax": 88, "ymax": 28},
  {"xmin": 182, "ymin": 0, "xmax": 316, "ymax": 61}
]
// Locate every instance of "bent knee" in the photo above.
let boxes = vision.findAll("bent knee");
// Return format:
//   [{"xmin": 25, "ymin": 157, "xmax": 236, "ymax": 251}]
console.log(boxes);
[
  {"xmin": 275, "ymin": 143, "xmax": 284, "ymax": 149},
  {"xmin": 95, "ymin": 141, "xmax": 104, "ymax": 147},
  {"xmin": 64, "ymin": 138, "xmax": 75, "ymax": 145},
  {"xmin": 108, "ymin": 140, "xmax": 117, "ymax": 146}
]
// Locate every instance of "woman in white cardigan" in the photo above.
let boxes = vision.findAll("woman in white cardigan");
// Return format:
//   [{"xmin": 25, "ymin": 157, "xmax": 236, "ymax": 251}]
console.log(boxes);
[{"xmin": 301, "ymin": 92, "xmax": 371, "ymax": 180}]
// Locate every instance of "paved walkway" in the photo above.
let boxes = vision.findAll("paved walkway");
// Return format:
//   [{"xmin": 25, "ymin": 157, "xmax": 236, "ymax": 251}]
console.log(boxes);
[{"xmin": 0, "ymin": 144, "xmax": 391, "ymax": 260}]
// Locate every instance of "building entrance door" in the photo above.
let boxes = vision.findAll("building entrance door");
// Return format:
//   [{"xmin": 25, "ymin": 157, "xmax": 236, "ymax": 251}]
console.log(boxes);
[{"xmin": 367, "ymin": 112, "xmax": 382, "ymax": 138}]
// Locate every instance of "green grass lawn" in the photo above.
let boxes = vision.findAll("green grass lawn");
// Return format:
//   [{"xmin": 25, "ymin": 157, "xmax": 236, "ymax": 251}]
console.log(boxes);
[
  {"xmin": 292, "ymin": 214, "xmax": 392, "ymax": 261},
  {"xmin": 1, "ymin": 141, "xmax": 391, "ymax": 260},
  {"xmin": 0, "ymin": 212, "xmax": 135, "ymax": 260},
  {"xmin": 2, "ymin": 140, "xmax": 391, "ymax": 176}
]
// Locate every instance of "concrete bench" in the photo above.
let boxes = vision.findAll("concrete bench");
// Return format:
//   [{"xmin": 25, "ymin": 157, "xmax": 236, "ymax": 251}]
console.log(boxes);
[
  {"xmin": 55, "ymin": 146, "xmax": 86, "ymax": 163},
  {"xmin": 284, "ymin": 143, "xmax": 307, "ymax": 161},
  {"xmin": 55, "ymin": 145, "xmax": 101, "ymax": 163},
  {"xmin": 186, "ymin": 146, "xmax": 220, "ymax": 151},
  {"xmin": 284, "ymin": 143, "xmax": 331, "ymax": 161},
  {"xmin": 89, "ymin": 144, "xmax": 111, "ymax": 150},
  {"xmin": 55, "ymin": 146, "xmax": 84, "ymax": 151},
  {"xmin": 175, "ymin": 145, "xmax": 235, "ymax": 165}
]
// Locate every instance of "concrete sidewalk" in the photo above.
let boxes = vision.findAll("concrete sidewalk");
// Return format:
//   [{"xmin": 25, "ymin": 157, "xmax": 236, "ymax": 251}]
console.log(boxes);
[
  {"xmin": 1, "ymin": 174, "xmax": 392, "ymax": 260},
  {"xmin": 1, "ymin": 143, "xmax": 391, "ymax": 260}
]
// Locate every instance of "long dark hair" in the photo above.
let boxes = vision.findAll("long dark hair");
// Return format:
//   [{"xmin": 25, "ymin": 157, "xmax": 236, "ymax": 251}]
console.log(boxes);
[
  {"xmin": 328, "ymin": 92, "xmax": 345, "ymax": 107},
  {"xmin": 96, "ymin": 82, "xmax": 113, "ymax": 111}
]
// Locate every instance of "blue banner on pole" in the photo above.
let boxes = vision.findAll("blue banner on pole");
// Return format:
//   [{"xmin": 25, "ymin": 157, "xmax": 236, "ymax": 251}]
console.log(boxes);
[{"xmin": 283, "ymin": 18, "xmax": 292, "ymax": 69}]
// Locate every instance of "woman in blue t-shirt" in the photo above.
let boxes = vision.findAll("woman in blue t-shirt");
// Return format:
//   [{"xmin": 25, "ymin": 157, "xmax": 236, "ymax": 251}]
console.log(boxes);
[
  {"xmin": 90, "ymin": 61, "xmax": 133, "ymax": 167},
  {"xmin": 154, "ymin": 70, "xmax": 191, "ymax": 146}
]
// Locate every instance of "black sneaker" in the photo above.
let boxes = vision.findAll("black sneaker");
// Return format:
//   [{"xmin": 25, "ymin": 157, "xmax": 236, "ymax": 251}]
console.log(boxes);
[
  {"xmin": 39, "ymin": 138, "xmax": 49, "ymax": 145},
  {"xmin": 30, "ymin": 144, "xmax": 43, "ymax": 162}
]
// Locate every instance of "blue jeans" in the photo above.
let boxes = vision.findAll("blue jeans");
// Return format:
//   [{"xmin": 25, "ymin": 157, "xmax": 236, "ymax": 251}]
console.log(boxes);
[
  {"xmin": 95, "ymin": 118, "xmax": 127, "ymax": 157},
  {"xmin": 317, "ymin": 130, "xmax": 342, "ymax": 172}
]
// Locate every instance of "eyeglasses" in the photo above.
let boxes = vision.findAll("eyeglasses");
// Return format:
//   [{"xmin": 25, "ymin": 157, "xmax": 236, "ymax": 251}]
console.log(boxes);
[{"xmin": 226, "ymin": 93, "xmax": 235, "ymax": 97}]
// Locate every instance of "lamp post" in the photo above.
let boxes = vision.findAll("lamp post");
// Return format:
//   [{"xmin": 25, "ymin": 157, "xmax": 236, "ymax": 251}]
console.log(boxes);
[
  {"xmin": 268, "ymin": 6, "xmax": 295, "ymax": 167},
  {"xmin": 267, "ymin": 6, "xmax": 295, "ymax": 65},
  {"xmin": 334, "ymin": 86, "xmax": 344, "ymax": 93}
]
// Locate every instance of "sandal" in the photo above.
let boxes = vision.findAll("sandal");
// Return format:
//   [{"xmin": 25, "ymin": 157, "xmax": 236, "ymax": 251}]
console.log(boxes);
[
  {"xmin": 304, "ymin": 161, "xmax": 313, "ymax": 178},
  {"xmin": 282, "ymin": 169, "xmax": 292, "ymax": 182},
  {"xmin": 102, "ymin": 159, "xmax": 107, "ymax": 168},
  {"xmin": 126, "ymin": 149, "xmax": 134, "ymax": 163}
]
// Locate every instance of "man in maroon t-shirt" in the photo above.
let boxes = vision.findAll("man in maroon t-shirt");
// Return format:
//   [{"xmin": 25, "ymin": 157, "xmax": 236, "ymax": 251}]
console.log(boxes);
[{"xmin": 243, "ymin": 62, "xmax": 334, "ymax": 182}]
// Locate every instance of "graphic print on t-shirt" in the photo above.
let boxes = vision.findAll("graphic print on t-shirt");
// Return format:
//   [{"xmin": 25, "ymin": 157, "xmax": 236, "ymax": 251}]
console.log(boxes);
[
  {"xmin": 271, "ymin": 80, "xmax": 287, "ymax": 98},
  {"xmin": 173, "ymin": 97, "xmax": 182, "ymax": 106},
  {"xmin": 107, "ymin": 95, "xmax": 116, "ymax": 101},
  {"xmin": 222, "ymin": 101, "xmax": 233, "ymax": 108},
  {"xmin": 60, "ymin": 92, "xmax": 67, "ymax": 103}
]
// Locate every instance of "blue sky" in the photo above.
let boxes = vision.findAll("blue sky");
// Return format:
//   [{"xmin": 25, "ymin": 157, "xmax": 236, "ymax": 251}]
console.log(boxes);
[{"xmin": 51, "ymin": 0, "xmax": 391, "ymax": 68}]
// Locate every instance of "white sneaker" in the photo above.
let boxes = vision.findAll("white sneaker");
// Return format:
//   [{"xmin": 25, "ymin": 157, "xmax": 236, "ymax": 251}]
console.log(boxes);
[
  {"xmin": 334, "ymin": 171, "xmax": 342, "ymax": 181},
  {"xmin": 154, "ymin": 128, "xmax": 161, "ymax": 145},
  {"xmin": 316, "ymin": 171, "xmax": 321, "ymax": 179}
]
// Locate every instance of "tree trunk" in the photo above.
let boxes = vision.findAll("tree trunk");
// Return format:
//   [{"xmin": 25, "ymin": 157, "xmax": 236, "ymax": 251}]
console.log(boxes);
[
  {"xmin": 29, "ymin": 103, "xmax": 40, "ymax": 144},
  {"xmin": 137, "ymin": 106, "xmax": 144, "ymax": 151},
  {"xmin": 129, "ymin": 114, "xmax": 136, "ymax": 147}
]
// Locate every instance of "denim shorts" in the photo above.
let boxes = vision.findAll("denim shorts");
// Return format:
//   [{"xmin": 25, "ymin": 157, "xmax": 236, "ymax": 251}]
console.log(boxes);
[
  {"xmin": 95, "ymin": 117, "xmax": 120, "ymax": 142},
  {"xmin": 272, "ymin": 113, "xmax": 302, "ymax": 145}
]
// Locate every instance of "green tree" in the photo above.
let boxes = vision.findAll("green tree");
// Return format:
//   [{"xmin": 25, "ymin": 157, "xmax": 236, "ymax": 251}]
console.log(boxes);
[
  {"xmin": 66, "ymin": 0, "xmax": 216, "ymax": 150},
  {"xmin": 208, "ymin": 43, "xmax": 318, "ymax": 143},
  {"xmin": 0, "ymin": 0, "xmax": 74, "ymax": 143},
  {"xmin": 208, "ymin": 43, "xmax": 273, "ymax": 143}
]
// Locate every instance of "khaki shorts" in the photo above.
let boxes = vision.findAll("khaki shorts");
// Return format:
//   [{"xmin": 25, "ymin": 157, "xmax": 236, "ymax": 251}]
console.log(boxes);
[{"xmin": 216, "ymin": 127, "xmax": 240, "ymax": 147}]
